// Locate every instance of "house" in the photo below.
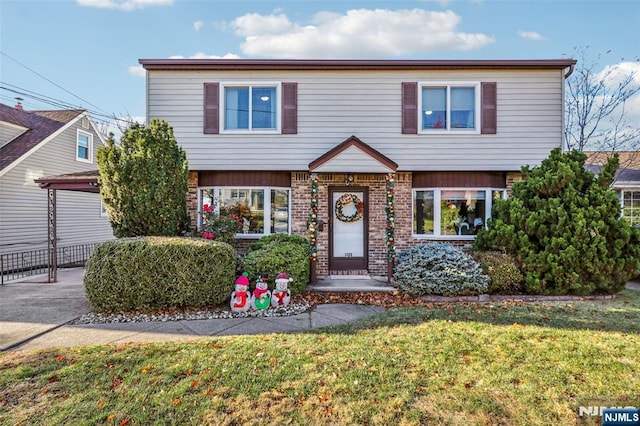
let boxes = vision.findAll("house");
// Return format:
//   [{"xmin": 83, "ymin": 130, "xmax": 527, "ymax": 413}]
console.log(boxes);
[
  {"xmin": 585, "ymin": 151, "xmax": 640, "ymax": 228},
  {"xmin": 0, "ymin": 102, "xmax": 114, "ymax": 267},
  {"xmin": 138, "ymin": 58, "xmax": 576, "ymax": 280}
]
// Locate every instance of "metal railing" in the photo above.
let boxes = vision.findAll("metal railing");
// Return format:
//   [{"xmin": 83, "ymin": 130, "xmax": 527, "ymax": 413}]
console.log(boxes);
[{"xmin": 1, "ymin": 243, "xmax": 96, "ymax": 285}]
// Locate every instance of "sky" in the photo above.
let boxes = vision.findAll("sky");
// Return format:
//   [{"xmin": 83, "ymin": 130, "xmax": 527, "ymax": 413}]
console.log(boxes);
[{"xmin": 1, "ymin": 0, "xmax": 639, "ymax": 138}]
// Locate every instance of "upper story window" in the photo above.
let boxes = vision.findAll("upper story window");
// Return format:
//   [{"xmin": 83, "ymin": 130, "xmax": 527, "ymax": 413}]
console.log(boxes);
[
  {"xmin": 420, "ymin": 83, "xmax": 480, "ymax": 133},
  {"xmin": 402, "ymin": 81, "xmax": 496, "ymax": 135},
  {"xmin": 204, "ymin": 82, "xmax": 297, "ymax": 135},
  {"xmin": 222, "ymin": 83, "xmax": 279, "ymax": 132},
  {"xmin": 76, "ymin": 130, "xmax": 92, "ymax": 162}
]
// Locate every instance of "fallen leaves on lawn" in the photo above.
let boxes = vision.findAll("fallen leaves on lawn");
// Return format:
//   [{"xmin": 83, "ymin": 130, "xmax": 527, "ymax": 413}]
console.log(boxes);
[{"xmin": 293, "ymin": 291, "xmax": 435, "ymax": 309}]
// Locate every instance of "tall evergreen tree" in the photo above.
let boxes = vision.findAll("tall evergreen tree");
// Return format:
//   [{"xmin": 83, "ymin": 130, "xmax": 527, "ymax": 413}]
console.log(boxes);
[
  {"xmin": 98, "ymin": 119, "xmax": 190, "ymax": 237},
  {"xmin": 475, "ymin": 148, "xmax": 640, "ymax": 295}
]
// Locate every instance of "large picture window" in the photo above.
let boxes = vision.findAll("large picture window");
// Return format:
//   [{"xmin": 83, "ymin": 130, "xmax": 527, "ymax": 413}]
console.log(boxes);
[
  {"xmin": 222, "ymin": 83, "xmax": 279, "ymax": 132},
  {"xmin": 198, "ymin": 187, "xmax": 290, "ymax": 237},
  {"xmin": 419, "ymin": 82, "xmax": 479, "ymax": 132},
  {"xmin": 413, "ymin": 188, "xmax": 505, "ymax": 238}
]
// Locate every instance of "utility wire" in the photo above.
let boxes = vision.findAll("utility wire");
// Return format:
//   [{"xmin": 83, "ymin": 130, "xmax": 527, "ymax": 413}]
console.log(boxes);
[{"xmin": 0, "ymin": 50, "xmax": 110, "ymax": 115}]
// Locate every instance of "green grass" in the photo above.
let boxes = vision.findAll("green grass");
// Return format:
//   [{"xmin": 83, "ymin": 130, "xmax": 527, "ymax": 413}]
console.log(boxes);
[{"xmin": 1, "ymin": 291, "xmax": 639, "ymax": 425}]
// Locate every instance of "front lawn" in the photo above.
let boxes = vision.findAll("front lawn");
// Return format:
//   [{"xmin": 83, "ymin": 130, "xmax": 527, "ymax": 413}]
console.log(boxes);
[{"xmin": 1, "ymin": 290, "xmax": 639, "ymax": 425}]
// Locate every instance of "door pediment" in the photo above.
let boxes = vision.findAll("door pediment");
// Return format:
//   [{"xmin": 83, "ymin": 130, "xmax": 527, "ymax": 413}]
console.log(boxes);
[{"xmin": 309, "ymin": 135, "xmax": 398, "ymax": 173}]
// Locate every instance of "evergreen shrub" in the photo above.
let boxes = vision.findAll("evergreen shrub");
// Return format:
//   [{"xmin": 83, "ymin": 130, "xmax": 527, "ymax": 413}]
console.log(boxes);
[
  {"xmin": 243, "ymin": 238, "xmax": 310, "ymax": 295},
  {"xmin": 84, "ymin": 237, "xmax": 235, "ymax": 312},
  {"xmin": 249, "ymin": 233, "xmax": 309, "ymax": 251},
  {"xmin": 393, "ymin": 242, "xmax": 489, "ymax": 296},
  {"xmin": 474, "ymin": 148, "xmax": 640, "ymax": 295},
  {"xmin": 472, "ymin": 251, "xmax": 523, "ymax": 294}
]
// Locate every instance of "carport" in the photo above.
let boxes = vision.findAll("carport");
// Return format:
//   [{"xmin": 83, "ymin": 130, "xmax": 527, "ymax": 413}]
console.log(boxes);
[{"xmin": 33, "ymin": 170, "xmax": 100, "ymax": 282}]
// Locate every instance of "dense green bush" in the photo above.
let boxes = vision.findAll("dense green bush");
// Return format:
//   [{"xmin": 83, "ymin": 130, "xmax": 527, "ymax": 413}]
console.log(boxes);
[
  {"xmin": 472, "ymin": 251, "xmax": 524, "ymax": 294},
  {"xmin": 84, "ymin": 237, "xmax": 235, "ymax": 312},
  {"xmin": 393, "ymin": 243, "xmax": 489, "ymax": 296},
  {"xmin": 243, "ymin": 238, "xmax": 309, "ymax": 295},
  {"xmin": 249, "ymin": 233, "xmax": 309, "ymax": 251},
  {"xmin": 97, "ymin": 120, "xmax": 190, "ymax": 237},
  {"xmin": 475, "ymin": 148, "xmax": 640, "ymax": 295}
]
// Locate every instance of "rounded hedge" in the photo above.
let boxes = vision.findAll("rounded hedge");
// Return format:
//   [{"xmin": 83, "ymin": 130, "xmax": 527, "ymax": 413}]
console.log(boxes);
[
  {"xmin": 471, "ymin": 250, "xmax": 524, "ymax": 294},
  {"xmin": 243, "ymin": 238, "xmax": 309, "ymax": 295},
  {"xmin": 393, "ymin": 242, "xmax": 489, "ymax": 296},
  {"xmin": 84, "ymin": 237, "xmax": 236, "ymax": 312}
]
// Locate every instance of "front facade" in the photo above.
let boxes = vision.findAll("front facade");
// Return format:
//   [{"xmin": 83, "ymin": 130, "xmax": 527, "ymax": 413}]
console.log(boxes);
[
  {"xmin": 0, "ymin": 103, "xmax": 114, "ymax": 257},
  {"xmin": 140, "ymin": 59, "xmax": 576, "ymax": 279}
]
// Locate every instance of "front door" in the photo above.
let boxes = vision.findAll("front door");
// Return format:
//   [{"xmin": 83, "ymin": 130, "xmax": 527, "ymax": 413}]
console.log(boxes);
[{"xmin": 329, "ymin": 187, "xmax": 368, "ymax": 270}]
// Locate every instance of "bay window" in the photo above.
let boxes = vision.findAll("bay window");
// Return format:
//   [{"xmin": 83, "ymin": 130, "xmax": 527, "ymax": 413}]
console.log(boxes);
[
  {"xmin": 413, "ymin": 188, "xmax": 505, "ymax": 238},
  {"xmin": 198, "ymin": 187, "xmax": 290, "ymax": 237}
]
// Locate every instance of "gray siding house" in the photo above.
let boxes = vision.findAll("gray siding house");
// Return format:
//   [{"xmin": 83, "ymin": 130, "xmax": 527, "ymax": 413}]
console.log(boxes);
[
  {"xmin": 0, "ymin": 103, "xmax": 114, "ymax": 260},
  {"xmin": 139, "ymin": 58, "xmax": 576, "ymax": 279}
]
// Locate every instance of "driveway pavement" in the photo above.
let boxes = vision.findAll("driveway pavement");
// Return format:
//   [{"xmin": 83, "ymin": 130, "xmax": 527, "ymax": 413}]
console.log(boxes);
[{"xmin": 0, "ymin": 268, "xmax": 384, "ymax": 352}]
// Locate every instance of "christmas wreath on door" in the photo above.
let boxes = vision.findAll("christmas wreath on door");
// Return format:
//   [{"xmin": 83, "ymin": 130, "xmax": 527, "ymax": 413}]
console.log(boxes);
[{"xmin": 335, "ymin": 193, "xmax": 364, "ymax": 223}]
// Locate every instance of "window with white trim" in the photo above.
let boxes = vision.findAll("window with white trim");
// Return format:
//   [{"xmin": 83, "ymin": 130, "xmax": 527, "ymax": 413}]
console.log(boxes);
[
  {"xmin": 198, "ymin": 187, "xmax": 290, "ymax": 237},
  {"xmin": 221, "ymin": 82, "xmax": 280, "ymax": 132},
  {"xmin": 621, "ymin": 190, "xmax": 640, "ymax": 227},
  {"xmin": 419, "ymin": 82, "xmax": 480, "ymax": 133},
  {"xmin": 76, "ymin": 130, "xmax": 92, "ymax": 162},
  {"xmin": 413, "ymin": 188, "xmax": 505, "ymax": 238}
]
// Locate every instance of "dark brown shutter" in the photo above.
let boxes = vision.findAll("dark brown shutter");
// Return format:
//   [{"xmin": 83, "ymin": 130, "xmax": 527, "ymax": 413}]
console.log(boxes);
[
  {"xmin": 481, "ymin": 82, "xmax": 497, "ymax": 134},
  {"xmin": 203, "ymin": 83, "xmax": 219, "ymax": 134},
  {"xmin": 281, "ymin": 82, "xmax": 297, "ymax": 134},
  {"xmin": 402, "ymin": 82, "xmax": 418, "ymax": 134}
]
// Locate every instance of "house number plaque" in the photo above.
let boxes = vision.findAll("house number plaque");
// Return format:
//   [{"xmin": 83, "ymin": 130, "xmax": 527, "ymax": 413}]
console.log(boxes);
[{"xmin": 344, "ymin": 252, "xmax": 352, "ymax": 257}]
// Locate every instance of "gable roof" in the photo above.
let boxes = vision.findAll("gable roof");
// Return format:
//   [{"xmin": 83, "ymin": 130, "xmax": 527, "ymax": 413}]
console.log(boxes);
[
  {"xmin": 0, "ymin": 103, "xmax": 84, "ymax": 172},
  {"xmin": 309, "ymin": 135, "xmax": 398, "ymax": 173},
  {"xmin": 585, "ymin": 151, "xmax": 640, "ymax": 187}
]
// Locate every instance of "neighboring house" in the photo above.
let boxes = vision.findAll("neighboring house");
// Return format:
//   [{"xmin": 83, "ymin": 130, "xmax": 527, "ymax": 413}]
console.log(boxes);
[
  {"xmin": 585, "ymin": 151, "xmax": 640, "ymax": 228},
  {"xmin": 139, "ymin": 58, "xmax": 576, "ymax": 279},
  {"xmin": 0, "ymin": 102, "xmax": 114, "ymax": 259}
]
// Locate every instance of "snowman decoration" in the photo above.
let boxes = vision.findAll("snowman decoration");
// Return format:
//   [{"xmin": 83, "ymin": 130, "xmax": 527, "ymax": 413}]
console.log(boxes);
[
  {"xmin": 230, "ymin": 272, "xmax": 251, "ymax": 313},
  {"xmin": 251, "ymin": 273, "xmax": 272, "ymax": 311},
  {"xmin": 271, "ymin": 272, "xmax": 292, "ymax": 308}
]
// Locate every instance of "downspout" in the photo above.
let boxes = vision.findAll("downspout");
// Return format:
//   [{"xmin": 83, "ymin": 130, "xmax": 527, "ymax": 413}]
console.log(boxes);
[{"xmin": 561, "ymin": 64, "xmax": 575, "ymax": 152}]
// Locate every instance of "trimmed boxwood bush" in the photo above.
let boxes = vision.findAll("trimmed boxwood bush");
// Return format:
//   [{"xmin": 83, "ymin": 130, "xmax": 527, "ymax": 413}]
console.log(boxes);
[
  {"xmin": 393, "ymin": 242, "xmax": 489, "ymax": 296},
  {"xmin": 84, "ymin": 237, "xmax": 235, "ymax": 312},
  {"xmin": 472, "ymin": 250, "xmax": 524, "ymax": 294},
  {"xmin": 249, "ymin": 233, "xmax": 309, "ymax": 251},
  {"xmin": 243, "ymin": 237, "xmax": 310, "ymax": 295}
]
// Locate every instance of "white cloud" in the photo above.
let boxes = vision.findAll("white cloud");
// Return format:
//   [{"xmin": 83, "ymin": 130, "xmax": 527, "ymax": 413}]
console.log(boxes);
[
  {"xmin": 229, "ymin": 8, "xmax": 495, "ymax": 59},
  {"xmin": 597, "ymin": 61, "xmax": 640, "ymax": 121},
  {"xmin": 168, "ymin": 53, "xmax": 242, "ymax": 59},
  {"xmin": 518, "ymin": 30, "xmax": 545, "ymax": 41},
  {"xmin": 128, "ymin": 65, "xmax": 146, "ymax": 77},
  {"xmin": 193, "ymin": 20, "xmax": 204, "ymax": 31},
  {"xmin": 76, "ymin": 0, "xmax": 172, "ymax": 11}
]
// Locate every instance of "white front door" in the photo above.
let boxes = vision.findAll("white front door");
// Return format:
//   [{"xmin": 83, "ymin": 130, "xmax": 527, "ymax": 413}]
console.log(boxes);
[{"xmin": 330, "ymin": 187, "xmax": 367, "ymax": 270}]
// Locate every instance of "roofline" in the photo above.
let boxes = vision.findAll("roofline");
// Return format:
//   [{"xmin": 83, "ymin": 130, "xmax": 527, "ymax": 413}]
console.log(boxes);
[{"xmin": 139, "ymin": 58, "xmax": 577, "ymax": 73}]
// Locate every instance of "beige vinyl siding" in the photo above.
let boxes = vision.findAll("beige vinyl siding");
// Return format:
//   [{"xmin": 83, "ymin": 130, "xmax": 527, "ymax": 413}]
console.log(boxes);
[
  {"xmin": 0, "ymin": 120, "xmax": 114, "ymax": 255},
  {"xmin": 146, "ymin": 68, "xmax": 565, "ymax": 171}
]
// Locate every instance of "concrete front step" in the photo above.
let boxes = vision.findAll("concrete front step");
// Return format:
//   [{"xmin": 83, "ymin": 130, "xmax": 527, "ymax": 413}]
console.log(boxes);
[{"xmin": 309, "ymin": 276, "xmax": 396, "ymax": 292}]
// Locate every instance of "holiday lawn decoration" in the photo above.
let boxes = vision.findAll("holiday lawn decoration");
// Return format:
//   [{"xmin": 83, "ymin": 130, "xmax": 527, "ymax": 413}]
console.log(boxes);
[
  {"xmin": 335, "ymin": 193, "xmax": 364, "ymax": 223},
  {"xmin": 230, "ymin": 272, "xmax": 251, "ymax": 312},
  {"xmin": 271, "ymin": 272, "xmax": 292, "ymax": 307},
  {"xmin": 252, "ymin": 274, "xmax": 272, "ymax": 310}
]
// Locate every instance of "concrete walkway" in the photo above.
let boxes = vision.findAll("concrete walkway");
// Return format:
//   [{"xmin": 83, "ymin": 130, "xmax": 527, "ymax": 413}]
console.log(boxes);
[{"xmin": 0, "ymin": 268, "xmax": 384, "ymax": 352}]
